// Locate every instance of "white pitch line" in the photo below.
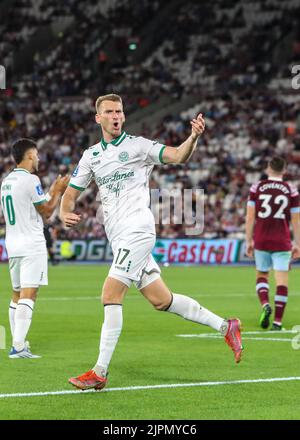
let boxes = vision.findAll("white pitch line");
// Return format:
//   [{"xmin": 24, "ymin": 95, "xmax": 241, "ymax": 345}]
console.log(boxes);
[
  {"xmin": 177, "ymin": 330, "xmax": 298, "ymax": 337},
  {"xmin": 242, "ymin": 337, "xmax": 293, "ymax": 342},
  {"xmin": 38, "ymin": 296, "xmax": 99, "ymax": 302},
  {"xmin": 237, "ymin": 330, "xmax": 297, "ymax": 335},
  {"xmin": 1, "ymin": 376, "xmax": 300, "ymax": 399},
  {"xmin": 177, "ymin": 335, "xmax": 293, "ymax": 342},
  {"xmin": 30, "ymin": 292, "xmax": 300, "ymax": 302}
]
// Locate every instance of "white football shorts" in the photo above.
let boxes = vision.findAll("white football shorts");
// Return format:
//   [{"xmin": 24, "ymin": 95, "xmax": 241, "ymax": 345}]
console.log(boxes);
[
  {"xmin": 9, "ymin": 254, "xmax": 48, "ymax": 291},
  {"xmin": 108, "ymin": 232, "xmax": 161, "ymax": 289}
]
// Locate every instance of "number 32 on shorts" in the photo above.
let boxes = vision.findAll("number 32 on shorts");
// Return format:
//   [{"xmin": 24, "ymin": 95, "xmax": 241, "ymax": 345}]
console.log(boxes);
[{"xmin": 114, "ymin": 248, "xmax": 132, "ymax": 273}]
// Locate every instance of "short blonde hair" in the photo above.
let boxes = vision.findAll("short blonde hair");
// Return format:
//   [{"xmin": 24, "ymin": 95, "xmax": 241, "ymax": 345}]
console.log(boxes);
[{"xmin": 95, "ymin": 94, "xmax": 123, "ymax": 113}]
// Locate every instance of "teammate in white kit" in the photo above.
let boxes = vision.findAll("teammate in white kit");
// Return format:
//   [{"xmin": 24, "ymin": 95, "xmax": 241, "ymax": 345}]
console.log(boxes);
[
  {"xmin": 60, "ymin": 94, "xmax": 243, "ymax": 390},
  {"xmin": 0, "ymin": 138, "xmax": 69, "ymax": 358}
]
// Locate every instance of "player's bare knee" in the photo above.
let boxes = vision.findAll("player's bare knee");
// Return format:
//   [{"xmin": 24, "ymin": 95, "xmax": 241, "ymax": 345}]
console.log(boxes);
[
  {"xmin": 12, "ymin": 290, "xmax": 20, "ymax": 303},
  {"xmin": 101, "ymin": 291, "xmax": 122, "ymax": 305},
  {"xmin": 153, "ymin": 299, "xmax": 172, "ymax": 311},
  {"xmin": 20, "ymin": 288, "xmax": 38, "ymax": 301},
  {"xmin": 101, "ymin": 276, "xmax": 127, "ymax": 305},
  {"xmin": 102, "ymin": 288, "xmax": 123, "ymax": 304},
  {"xmin": 257, "ymin": 271, "xmax": 269, "ymax": 280},
  {"xmin": 153, "ymin": 302, "xmax": 164, "ymax": 311}
]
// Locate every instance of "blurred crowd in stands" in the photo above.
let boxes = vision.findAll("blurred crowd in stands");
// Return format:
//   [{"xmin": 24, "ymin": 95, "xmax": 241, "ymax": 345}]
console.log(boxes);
[{"xmin": 1, "ymin": 0, "xmax": 300, "ymax": 241}]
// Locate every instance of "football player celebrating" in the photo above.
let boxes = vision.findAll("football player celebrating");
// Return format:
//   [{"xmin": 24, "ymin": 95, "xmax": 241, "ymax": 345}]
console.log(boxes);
[
  {"xmin": 246, "ymin": 157, "xmax": 300, "ymax": 330},
  {"xmin": 61, "ymin": 94, "xmax": 243, "ymax": 391}
]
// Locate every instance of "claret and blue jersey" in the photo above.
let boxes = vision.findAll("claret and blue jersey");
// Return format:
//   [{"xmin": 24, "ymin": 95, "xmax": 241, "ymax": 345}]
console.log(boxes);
[{"xmin": 247, "ymin": 177, "xmax": 300, "ymax": 252}]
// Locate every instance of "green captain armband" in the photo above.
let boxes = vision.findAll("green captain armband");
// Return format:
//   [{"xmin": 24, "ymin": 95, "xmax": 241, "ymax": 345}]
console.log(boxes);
[
  {"xmin": 159, "ymin": 146, "xmax": 166, "ymax": 164},
  {"xmin": 68, "ymin": 183, "xmax": 85, "ymax": 192},
  {"xmin": 33, "ymin": 199, "xmax": 47, "ymax": 206}
]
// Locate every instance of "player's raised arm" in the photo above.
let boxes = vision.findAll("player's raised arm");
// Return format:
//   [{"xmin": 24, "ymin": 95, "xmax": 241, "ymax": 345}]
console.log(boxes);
[
  {"xmin": 162, "ymin": 113, "xmax": 205, "ymax": 164},
  {"xmin": 35, "ymin": 175, "xmax": 69, "ymax": 222},
  {"xmin": 60, "ymin": 150, "xmax": 93, "ymax": 227},
  {"xmin": 60, "ymin": 186, "xmax": 82, "ymax": 228}
]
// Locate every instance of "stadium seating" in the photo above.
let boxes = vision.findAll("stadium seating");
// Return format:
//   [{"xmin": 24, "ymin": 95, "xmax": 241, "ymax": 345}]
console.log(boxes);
[{"xmin": 1, "ymin": 0, "xmax": 300, "ymax": 240}]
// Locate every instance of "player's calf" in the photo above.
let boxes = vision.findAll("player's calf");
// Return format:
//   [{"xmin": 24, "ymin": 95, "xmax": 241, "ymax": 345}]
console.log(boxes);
[
  {"xmin": 274, "ymin": 285, "xmax": 288, "ymax": 328},
  {"xmin": 256, "ymin": 276, "xmax": 270, "ymax": 307}
]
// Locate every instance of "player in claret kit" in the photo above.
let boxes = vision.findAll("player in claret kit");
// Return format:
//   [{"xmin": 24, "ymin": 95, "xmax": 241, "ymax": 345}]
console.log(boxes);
[
  {"xmin": 0, "ymin": 138, "xmax": 69, "ymax": 358},
  {"xmin": 60, "ymin": 94, "xmax": 243, "ymax": 391},
  {"xmin": 246, "ymin": 157, "xmax": 300, "ymax": 330}
]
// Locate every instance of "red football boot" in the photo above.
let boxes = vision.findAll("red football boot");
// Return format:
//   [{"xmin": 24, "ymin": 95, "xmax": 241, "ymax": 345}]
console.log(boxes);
[
  {"xmin": 68, "ymin": 369, "xmax": 107, "ymax": 390},
  {"xmin": 224, "ymin": 319, "xmax": 243, "ymax": 363}
]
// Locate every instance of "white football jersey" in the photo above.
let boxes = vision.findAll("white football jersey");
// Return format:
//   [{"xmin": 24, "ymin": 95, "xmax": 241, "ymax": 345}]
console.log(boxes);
[
  {"xmin": 0, "ymin": 168, "xmax": 47, "ymax": 257},
  {"xmin": 69, "ymin": 132, "xmax": 166, "ymax": 242}
]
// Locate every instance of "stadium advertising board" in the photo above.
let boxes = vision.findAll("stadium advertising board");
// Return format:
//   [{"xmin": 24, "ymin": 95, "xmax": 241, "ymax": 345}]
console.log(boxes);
[
  {"xmin": 53, "ymin": 239, "xmax": 114, "ymax": 261},
  {"xmin": 153, "ymin": 239, "xmax": 240, "ymax": 264},
  {"xmin": 0, "ymin": 238, "xmax": 241, "ymax": 264},
  {"xmin": 54, "ymin": 238, "xmax": 240, "ymax": 263}
]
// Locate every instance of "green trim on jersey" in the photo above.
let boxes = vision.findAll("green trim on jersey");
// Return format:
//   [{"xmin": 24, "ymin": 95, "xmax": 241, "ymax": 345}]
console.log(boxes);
[
  {"xmin": 33, "ymin": 199, "xmax": 47, "ymax": 206},
  {"xmin": 101, "ymin": 131, "xmax": 127, "ymax": 150},
  {"xmin": 159, "ymin": 146, "xmax": 166, "ymax": 164},
  {"xmin": 114, "ymin": 131, "xmax": 127, "ymax": 146},
  {"xmin": 13, "ymin": 168, "xmax": 30, "ymax": 174},
  {"xmin": 69, "ymin": 183, "xmax": 85, "ymax": 192}
]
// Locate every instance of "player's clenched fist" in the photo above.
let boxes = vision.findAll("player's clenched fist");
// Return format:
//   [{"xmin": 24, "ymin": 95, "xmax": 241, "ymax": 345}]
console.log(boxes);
[
  {"xmin": 246, "ymin": 241, "xmax": 254, "ymax": 258},
  {"xmin": 190, "ymin": 113, "xmax": 205, "ymax": 139},
  {"xmin": 61, "ymin": 212, "xmax": 82, "ymax": 228}
]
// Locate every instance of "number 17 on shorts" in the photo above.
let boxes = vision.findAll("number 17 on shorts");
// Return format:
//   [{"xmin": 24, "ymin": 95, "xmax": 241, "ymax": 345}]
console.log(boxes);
[{"xmin": 109, "ymin": 233, "xmax": 156, "ymax": 282}]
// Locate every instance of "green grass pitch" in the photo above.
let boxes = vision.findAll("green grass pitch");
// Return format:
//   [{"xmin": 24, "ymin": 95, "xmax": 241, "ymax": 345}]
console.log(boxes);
[{"xmin": 0, "ymin": 263, "xmax": 300, "ymax": 420}]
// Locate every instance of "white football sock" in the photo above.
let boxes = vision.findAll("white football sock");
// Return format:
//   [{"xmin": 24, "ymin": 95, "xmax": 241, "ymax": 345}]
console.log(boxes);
[
  {"xmin": 93, "ymin": 304, "xmax": 123, "ymax": 377},
  {"xmin": 167, "ymin": 293, "xmax": 227, "ymax": 333},
  {"xmin": 13, "ymin": 299, "xmax": 34, "ymax": 351},
  {"xmin": 9, "ymin": 300, "xmax": 18, "ymax": 338}
]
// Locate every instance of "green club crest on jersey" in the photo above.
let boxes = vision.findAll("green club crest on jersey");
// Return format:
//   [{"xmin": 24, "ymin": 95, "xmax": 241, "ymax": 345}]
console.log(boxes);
[
  {"xmin": 119, "ymin": 151, "xmax": 129, "ymax": 162},
  {"xmin": 93, "ymin": 151, "xmax": 100, "ymax": 156}
]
